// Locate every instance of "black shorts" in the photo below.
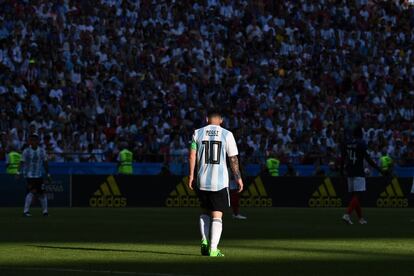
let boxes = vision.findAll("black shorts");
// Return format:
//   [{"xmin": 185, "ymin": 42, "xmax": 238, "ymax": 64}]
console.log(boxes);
[
  {"xmin": 197, "ymin": 188, "xmax": 230, "ymax": 212},
  {"xmin": 26, "ymin": 178, "xmax": 45, "ymax": 194}
]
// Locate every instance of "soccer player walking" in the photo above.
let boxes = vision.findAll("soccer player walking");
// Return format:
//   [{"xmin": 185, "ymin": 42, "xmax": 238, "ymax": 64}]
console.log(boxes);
[
  {"xmin": 22, "ymin": 133, "xmax": 50, "ymax": 217},
  {"xmin": 188, "ymin": 109, "xmax": 243, "ymax": 257},
  {"xmin": 341, "ymin": 126, "xmax": 382, "ymax": 225}
]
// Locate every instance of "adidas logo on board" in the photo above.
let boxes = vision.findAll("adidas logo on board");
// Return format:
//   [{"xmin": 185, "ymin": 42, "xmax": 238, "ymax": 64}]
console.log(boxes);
[
  {"xmin": 376, "ymin": 177, "xmax": 408, "ymax": 208},
  {"xmin": 308, "ymin": 177, "xmax": 342, "ymax": 207},
  {"xmin": 165, "ymin": 177, "xmax": 200, "ymax": 207},
  {"xmin": 240, "ymin": 177, "xmax": 272, "ymax": 207},
  {"xmin": 89, "ymin": 176, "xmax": 127, "ymax": 207}
]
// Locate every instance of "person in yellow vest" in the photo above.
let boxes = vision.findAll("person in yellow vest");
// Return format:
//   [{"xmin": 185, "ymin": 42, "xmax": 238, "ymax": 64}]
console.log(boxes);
[
  {"xmin": 266, "ymin": 151, "xmax": 280, "ymax": 176},
  {"xmin": 6, "ymin": 145, "xmax": 22, "ymax": 176},
  {"xmin": 379, "ymin": 149, "xmax": 393, "ymax": 176},
  {"xmin": 117, "ymin": 142, "xmax": 133, "ymax": 175}
]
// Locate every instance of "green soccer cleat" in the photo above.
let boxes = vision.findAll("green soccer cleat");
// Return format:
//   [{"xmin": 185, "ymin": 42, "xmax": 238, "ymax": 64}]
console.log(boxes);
[
  {"xmin": 209, "ymin": 249, "xmax": 224, "ymax": 257},
  {"xmin": 201, "ymin": 239, "xmax": 209, "ymax": 256}
]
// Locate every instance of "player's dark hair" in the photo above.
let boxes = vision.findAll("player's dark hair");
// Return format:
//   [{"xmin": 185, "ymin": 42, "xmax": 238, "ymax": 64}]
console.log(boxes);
[{"xmin": 207, "ymin": 108, "xmax": 222, "ymax": 118}]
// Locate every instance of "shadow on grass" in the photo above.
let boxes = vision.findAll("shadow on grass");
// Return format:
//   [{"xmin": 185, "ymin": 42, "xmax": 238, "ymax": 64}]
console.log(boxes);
[
  {"xmin": 233, "ymin": 244, "xmax": 414, "ymax": 259},
  {"xmin": 26, "ymin": 243, "xmax": 414, "ymax": 260},
  {"xmin": 1, "ymin": 258, "xmax": 414, "ymax": 276},
  {"xmin": 28, "ymin": 244, "xmax": 199, "ymax": 257}
]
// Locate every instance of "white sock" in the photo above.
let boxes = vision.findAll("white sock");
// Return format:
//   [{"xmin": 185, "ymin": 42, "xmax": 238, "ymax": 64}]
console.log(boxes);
[
  {"xmin": 210, "ymin": 218, "xmax": 223, "ymax": 251},
  {"xmin": 199, "ymin": 214, "xmax": 211, "ymax": 241},
  {"xmin": 24, "ymin": 193, "xmax": 34, "ymax": 213},
  {"xmin": 39, "ymin": 194, "xmax": 48, "ymax": 214}
]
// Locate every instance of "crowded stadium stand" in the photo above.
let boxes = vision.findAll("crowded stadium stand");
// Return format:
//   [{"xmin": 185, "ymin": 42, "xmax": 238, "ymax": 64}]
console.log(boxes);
[{"xmin": 1, "ymin": 0, "xmax": 414, "ymax": 171}]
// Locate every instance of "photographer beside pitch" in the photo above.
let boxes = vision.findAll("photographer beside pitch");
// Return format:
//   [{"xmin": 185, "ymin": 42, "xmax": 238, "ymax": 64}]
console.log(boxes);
[
  {"xmin": 188, "ymin": 109, "xmax": 243, "ymax": 257},
  {"xmin": 22, "ymin": 133, "xmax": 51, "ymax": 217}
]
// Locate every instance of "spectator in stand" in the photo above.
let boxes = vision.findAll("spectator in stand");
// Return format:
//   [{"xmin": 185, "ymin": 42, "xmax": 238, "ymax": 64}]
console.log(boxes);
[
  {"xmin": 0, "ymin": 0, "xmax": 412, "ymax": 168},
  {"xmin": 117, "ymin": 141, "xmax": 133, "ymax": 175},
  {"xmin": 266, "ymin": 151, "xmax": 280, "ymax": 177}
]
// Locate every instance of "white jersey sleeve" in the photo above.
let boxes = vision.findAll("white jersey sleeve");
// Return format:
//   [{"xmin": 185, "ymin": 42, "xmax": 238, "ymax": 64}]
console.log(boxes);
[{"xmin": 226, "ymin": 132, "xmax": 238, "ymax": 157}]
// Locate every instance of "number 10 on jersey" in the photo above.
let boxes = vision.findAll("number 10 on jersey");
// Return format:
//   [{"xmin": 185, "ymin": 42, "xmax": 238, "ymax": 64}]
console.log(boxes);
[{"xmin": 202, "ymin": 141, "xmax": 222, "ymax": 164}]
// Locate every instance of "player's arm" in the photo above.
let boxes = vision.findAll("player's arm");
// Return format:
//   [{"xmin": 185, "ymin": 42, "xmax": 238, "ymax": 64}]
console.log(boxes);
[
  {"xmin": 226, "ymin": 133, "xmax": 243, "ymax": 192},
  {"xmin": 188, "ymin": 133, "xmax": 197, "ymax": 190},
  {"xmin": 21, "ymin": 150, "xmax": 27, "ymax": 176},
  {"xmin": 43, "ymin": 160, "xmax": 49, "ymax": 175},
  {"xmin": 364, "ymin": 151, "xmax": 382, "ymax": 175},
  {"xmin": 340, "ymin": 144, "xmax": 346, "ymax": 177},
  {"xmin": 43, "ymin": 150, "xmax": 51, "ymax": 180},
  {"xmin": 188, "ymin": 149, "xmax": 196, "ymax": 190},
  {"xmin": 229, "ymin": 155, "xmax": 243, "ymax": 193}
]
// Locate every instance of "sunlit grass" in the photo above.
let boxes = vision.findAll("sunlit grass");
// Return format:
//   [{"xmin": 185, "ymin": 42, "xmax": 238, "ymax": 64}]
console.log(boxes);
[{"xmin": 0, "ymin": 208, "xmax": 413, "ymax": 275}]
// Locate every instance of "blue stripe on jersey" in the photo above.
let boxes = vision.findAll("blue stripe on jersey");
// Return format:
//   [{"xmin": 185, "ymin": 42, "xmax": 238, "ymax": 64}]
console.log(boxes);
[
  {"xmin": 218, "ymin": 130, "xmax": 225, "ymax": 189},
  {"xmin": 197, "ymin": 128, "xmax": 210, "ymax": 190},
  {"xmin": 197, "ymin": 128, "xmax": 204, "ymax": 150},
  {"xmin": 204, "ymin": 127, "xmax": 215, "ymax": 190},
  {"xmin": 196, "ymin": 128, "xmax": 204, "ymax": 170}
]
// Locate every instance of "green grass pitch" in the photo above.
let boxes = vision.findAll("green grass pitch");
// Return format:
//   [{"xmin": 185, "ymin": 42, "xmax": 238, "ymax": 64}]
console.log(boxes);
[{"xmin": 0, "ymin": 208, "xmax": 413, "ymax": 276}]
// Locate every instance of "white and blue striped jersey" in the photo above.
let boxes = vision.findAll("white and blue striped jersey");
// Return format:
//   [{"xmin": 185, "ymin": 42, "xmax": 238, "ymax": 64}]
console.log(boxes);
[
  {"xmin": 192, "ymin": 125, "xmax": 238, "ymax": 191},
  {"xmin": 22, "ymin": 146, "xmax": 47, "ymax": 178}
]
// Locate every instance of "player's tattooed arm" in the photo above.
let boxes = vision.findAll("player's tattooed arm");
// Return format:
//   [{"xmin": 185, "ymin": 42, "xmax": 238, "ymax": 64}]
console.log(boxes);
[{"xmin": 229, "ymin": 156, "xmax": 241, "ymax": 180}]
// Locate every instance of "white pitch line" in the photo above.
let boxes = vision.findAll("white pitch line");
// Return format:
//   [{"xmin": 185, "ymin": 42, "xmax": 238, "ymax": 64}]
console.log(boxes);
[{"xmin": 0, "ymin": 267, "xmax": 197, "ymax": 276}]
